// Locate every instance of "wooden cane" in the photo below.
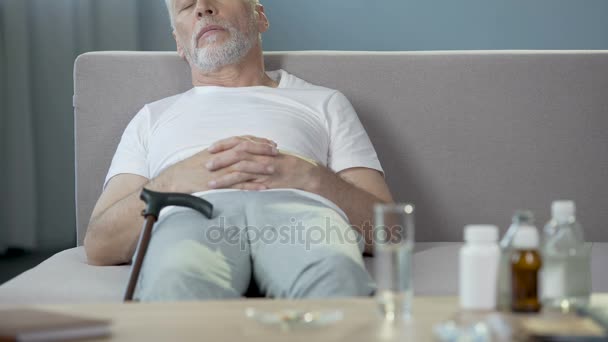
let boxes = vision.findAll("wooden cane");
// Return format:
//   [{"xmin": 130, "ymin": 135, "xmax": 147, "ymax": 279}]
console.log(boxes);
[
  {"xmin": 124, "ymin": 215, "xmax": 157, "ymax": 302},
  {"xmin": 123, "ymin": 188, "xmax": 213, "ymax": 302}
]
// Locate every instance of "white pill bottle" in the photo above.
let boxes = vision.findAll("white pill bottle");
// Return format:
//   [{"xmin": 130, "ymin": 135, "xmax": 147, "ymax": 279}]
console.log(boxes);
[{"xmin": 459, "ymin": 225, "xmax": 500, "ymax": 310}]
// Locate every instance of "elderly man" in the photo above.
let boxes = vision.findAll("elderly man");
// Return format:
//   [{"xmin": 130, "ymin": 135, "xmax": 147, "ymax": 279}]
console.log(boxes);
[{"xmin": 84, "ymin": 0, "xmax": 393, "ymax": 301}]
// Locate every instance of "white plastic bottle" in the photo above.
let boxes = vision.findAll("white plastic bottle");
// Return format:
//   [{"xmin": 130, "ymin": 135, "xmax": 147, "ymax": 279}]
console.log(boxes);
[
  {"xmin": 541, "ymin": 200, "xmax": 591, "ymax": 310},
  {"xmin": 459, "ymin": 225, "xmax": 500, "ymax": 310}
]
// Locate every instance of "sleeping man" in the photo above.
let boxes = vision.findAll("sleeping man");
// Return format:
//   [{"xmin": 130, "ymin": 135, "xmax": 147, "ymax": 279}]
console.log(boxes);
[{"xmin": 84, "ymin": 0, "xmax": 393, "ymax": 301}]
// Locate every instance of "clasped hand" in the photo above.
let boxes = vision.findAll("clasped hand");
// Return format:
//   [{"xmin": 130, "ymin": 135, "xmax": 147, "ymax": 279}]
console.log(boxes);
[{"xmin": 205, "ymin": 135, "xmax": 318, "ymax": 191}]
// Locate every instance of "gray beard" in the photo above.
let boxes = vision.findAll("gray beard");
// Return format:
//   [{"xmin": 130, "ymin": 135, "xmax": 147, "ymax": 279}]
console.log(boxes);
[{"xmin": 188, "ymin": 18, "xmax": 258, "ymax": 72}]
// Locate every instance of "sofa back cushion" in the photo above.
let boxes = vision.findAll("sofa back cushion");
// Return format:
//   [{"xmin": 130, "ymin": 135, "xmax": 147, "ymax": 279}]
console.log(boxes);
[{"xmin": 74, "ymin": 51, "xmax": 608, "ymax": 244}]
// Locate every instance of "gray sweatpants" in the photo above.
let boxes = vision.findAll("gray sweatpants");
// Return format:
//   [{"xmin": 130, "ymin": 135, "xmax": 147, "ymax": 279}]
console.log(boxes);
[{"xmin": 134, "ymin": 189, "xmax": 375, "ymax": 301}]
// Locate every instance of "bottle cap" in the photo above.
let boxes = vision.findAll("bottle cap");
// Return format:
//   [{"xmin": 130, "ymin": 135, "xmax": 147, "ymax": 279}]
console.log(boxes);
[
  {"xmin": 551, "ymin": 200, "xmax": 576, "ymax": 223},
  {"xmin": 512, "ymin": 225, "xmax": 539, "ymax": 249},
  {"xmin": 512, "ymin": 210, "xmax": 534, "ymax": 225},
  {"xmin": 464, "ymin": 225, "xmax": 499, "ymax": 243}
]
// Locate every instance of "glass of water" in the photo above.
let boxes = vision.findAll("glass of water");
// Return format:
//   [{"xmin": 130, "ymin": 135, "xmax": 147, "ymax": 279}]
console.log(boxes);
[{"xmin": 374, "ymin": 203, "xmax": 415, "ymax": 321}]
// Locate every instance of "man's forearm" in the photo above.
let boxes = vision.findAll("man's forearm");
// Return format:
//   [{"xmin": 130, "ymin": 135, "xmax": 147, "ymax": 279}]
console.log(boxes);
[
  {"xmin": 85, "ymin": 177, "xmax": 181, "ymax": 266},
  {"xmin": 307, "ymin": 167, "xmax": 391, "ymax": 254},
  {"xmin": 85, "ymin": 186, "xmax": 148, "ymax": 266}
]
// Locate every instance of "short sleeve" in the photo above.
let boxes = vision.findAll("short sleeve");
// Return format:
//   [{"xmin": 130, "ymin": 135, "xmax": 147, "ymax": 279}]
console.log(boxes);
[
  {"xmin": 103, "ymin": 106, "xmax": 151, "ymax": 189},
  {"xmin": 326, "ymin": 92, "xmax": 384, "ymax": 175}
]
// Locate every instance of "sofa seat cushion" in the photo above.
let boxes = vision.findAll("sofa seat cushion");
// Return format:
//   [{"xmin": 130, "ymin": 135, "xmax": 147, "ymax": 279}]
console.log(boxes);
[
  {"xmin": 1, "ymin": 243, "xmax": 607, "ymax": 305},
  {"xmin": 0, "ymin": 247, "xmax": 129, "ymax": 305}
]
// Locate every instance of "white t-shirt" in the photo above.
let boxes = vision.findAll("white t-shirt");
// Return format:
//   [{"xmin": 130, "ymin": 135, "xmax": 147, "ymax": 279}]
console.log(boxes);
[{"xmin": 105, "ymin": 69, "xmax": 383, "ymax": 217}]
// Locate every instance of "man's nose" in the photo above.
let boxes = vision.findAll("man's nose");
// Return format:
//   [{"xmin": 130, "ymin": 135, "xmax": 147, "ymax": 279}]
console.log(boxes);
[{"xmin": 195, "ymin": 0, "xmax": 217, "ymax": 19}]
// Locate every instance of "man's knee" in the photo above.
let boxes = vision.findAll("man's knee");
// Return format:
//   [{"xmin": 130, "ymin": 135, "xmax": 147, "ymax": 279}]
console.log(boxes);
[
  {"xmin": 288, "ymin": 250, "xmax": 375, "ymax": 299},
  {"xmin": 136, "ymin": 240, "xmax": 243, "ymax": 301}
]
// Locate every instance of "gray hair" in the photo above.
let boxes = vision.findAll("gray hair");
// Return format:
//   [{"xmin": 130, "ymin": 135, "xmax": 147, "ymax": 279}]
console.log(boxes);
[{"xmin": 164, "ymin": 0, "xmax": 260, "ymax": 29}]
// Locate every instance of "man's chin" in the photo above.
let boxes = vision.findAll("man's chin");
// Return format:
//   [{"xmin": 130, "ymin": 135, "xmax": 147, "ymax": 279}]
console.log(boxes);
[{"xmin": 188, "ymin": 40, "xmax": 255, "ymax": 72}]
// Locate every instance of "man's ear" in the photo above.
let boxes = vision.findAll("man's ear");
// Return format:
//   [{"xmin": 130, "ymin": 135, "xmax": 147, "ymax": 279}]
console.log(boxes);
[
  {"xmin": 256, "ymin": 5, "xmax": 270, "ymax": 33},
  {"xmin": 173, "ymin": 31, "xmax": 187, "ymax": 60}
]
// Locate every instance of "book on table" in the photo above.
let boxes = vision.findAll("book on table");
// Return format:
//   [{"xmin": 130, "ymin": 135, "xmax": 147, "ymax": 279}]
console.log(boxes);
[{"xmin": 0, "ymin": 309, "xmax": 111, "ymax": 342}]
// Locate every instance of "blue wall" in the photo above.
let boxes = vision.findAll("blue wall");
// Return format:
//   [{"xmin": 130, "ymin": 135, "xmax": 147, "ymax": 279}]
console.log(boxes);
[{"xmin": 259, "ymin": 0, "xmax": 608, "ymax": 51}]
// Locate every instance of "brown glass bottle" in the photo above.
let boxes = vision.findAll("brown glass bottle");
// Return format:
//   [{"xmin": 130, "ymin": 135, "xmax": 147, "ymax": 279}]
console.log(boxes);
[
  {"xmin": 511, "ymin": 248, "xmax": 542, "ymax": 312},
  {"xmin": 510, "ymin": 225, "xmax": 542, "ymax": 313},
  {"xmin": 511, "ymin": 224, "xmax": 542, "ymax": 312}
]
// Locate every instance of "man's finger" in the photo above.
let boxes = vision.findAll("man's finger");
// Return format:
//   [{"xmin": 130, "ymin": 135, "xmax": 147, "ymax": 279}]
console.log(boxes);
[
  {"xmin": 234, "ymin": 140, "xmax": 278, "ymax": 156},
  {"xmin": 241, "ymin": 135, "xmax": 277, "ymax": 147},
  {"xmin": 206, "ymin": 147, "xmax": 276, "ymax": 171},
  {"xmin": 208, "ymin": 172, "xmax": 257, "ymax": 189},
  {"xmin": 230, "ymin": 160, "xmax": 275, "ymax": 175},
  {"xmin": 208, "ymin": 136, "xmax": 276, "ymax": 153},
  {"xmin": 207, "ymin": 136, "xmax": 243, "ymax": 153}
]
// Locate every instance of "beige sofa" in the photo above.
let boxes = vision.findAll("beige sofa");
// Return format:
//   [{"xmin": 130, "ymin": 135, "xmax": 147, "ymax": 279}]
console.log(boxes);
[{"xmin": 1, "ymin": 51, "xmax": 607, "ymax": 304}]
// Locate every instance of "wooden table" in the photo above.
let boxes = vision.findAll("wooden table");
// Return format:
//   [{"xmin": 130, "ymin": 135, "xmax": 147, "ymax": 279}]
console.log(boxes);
[{"xmin": 27, "ymin": 294, "xmax": 608, "ymax": 341}]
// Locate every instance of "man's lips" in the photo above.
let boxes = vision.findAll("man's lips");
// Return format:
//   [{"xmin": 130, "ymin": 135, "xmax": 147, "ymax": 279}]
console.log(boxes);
[{"xmin": 197, "ymin": 25, "xmax": 225, "ymax": 41}]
